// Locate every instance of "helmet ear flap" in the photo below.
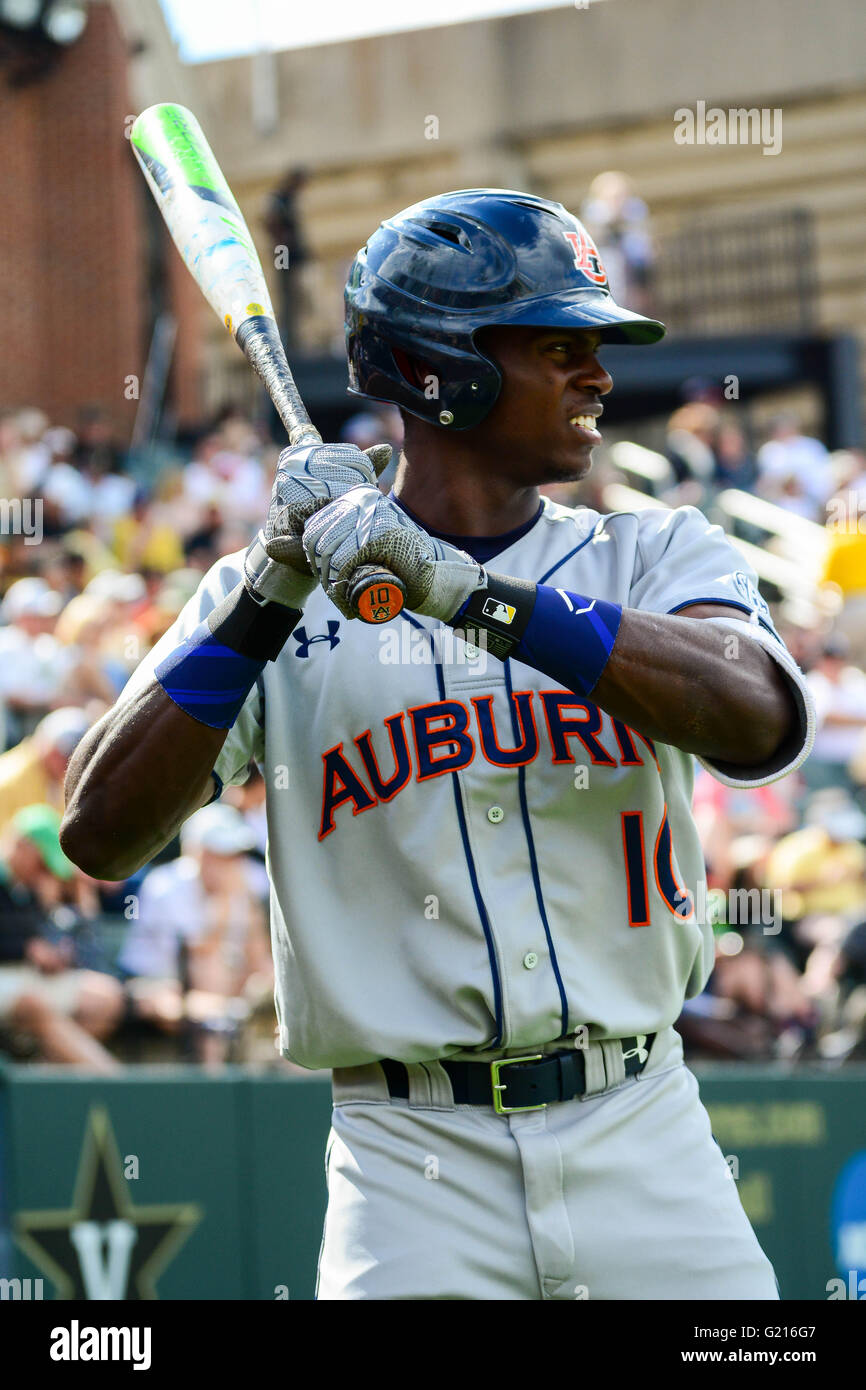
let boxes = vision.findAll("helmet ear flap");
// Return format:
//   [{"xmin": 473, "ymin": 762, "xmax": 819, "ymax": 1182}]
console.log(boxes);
[
  {"xmin": 391, "ymin": 337, "xmax": 503, "ymax": 430},
  {"xmin": 471, "ymin": 325, "xmax": 502, "ymax": 371},
  {"xmin": 391, "ymin": 347, "xmax": 429, "ymax": 390}
]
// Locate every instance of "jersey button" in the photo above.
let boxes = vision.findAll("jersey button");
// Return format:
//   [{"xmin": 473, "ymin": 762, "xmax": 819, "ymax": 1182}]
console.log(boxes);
[
  {"xmin": 464, "ymin": 642, "xmax": 480, "ymax": 659},
  {"xmin": 487, "ymin": 806, "xmax": 504, "ymax": 824},
  {"xmin": 523, "ymin": 952, "xmax": 539, "ymax": 970}
]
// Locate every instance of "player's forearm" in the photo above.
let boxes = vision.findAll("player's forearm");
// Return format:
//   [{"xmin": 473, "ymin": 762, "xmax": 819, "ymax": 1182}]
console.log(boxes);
[
  {"xmin": 62, "ymin": 557, "xmax": 316, "ymax": 882},
  {"xmin": 589, "ymin": 609, "xmax": 796, "ymax": 763},
  {"xmin": 453, "ymin": 577, "xmax": 795, "ymax": 766},
  {"xmin": 62, "ymin": 571, "xmax": 312, "ymax": 879},
  {"xmin": 60, "ymin": 683, "xmax": 226, "ymax": 880}
]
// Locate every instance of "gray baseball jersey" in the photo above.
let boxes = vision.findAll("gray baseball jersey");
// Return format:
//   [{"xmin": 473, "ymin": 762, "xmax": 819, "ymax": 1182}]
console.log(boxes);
[{"xmin": 124, "ymin": 499, "xmax": 814, "ymax": 1070}]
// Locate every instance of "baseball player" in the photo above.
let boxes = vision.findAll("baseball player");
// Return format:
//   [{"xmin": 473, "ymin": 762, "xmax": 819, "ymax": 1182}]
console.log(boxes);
[{"xmin": 62, "ymin": 191, "xmax": 814, "ymax": 1300}]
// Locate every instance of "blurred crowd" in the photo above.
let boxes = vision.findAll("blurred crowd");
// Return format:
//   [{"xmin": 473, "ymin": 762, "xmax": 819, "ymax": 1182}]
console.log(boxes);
[
  {"xmin": 0, "ymin": 399, "xmax": 402, "ymax": 1071},
  {"xmin": 569, "ymin": 387, "xmax": 866, "ymax": 1064},
  {"xmin": 0, "ymin": 387, "xmax": 865, "ymax": 1071}
]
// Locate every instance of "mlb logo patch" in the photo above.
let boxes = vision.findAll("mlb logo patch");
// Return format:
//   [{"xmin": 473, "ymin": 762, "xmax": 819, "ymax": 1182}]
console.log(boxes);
[{"xmin": 482, "ymin": 597, "xmax": 516, "ymax": 625}]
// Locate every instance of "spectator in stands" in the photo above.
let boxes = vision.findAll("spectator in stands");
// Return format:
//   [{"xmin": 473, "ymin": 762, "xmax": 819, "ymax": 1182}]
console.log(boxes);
[
  {"xmin": 42, "ymin": 539, "xmax": 88, "ymax": 606},
  {"xmin": 72, "ymin": 406, "xmax": 135, "ymax": 524},
  {"xmin": 0, "ymin": 805, "xmax": 123, "ymax": 1071},
  {"xmin": 677, "ymin": 928, "xmax": 816, "ymax": 1061},
  {"xmin": 0, "ymin": 706, "xmax": 90, "ymax": 829},
  {"xmin": 264, "ymin": 167, "xmax": 309, "ymax": 354},
  {"xmin": 3, "ymin": 394, "xmax": 857, "ymax": 1072},
  {"xmin": 691, "ymin": 764, "xmax": 798, "ymax": 891},
  {"xmin": 832, "ymin": 918, "xmax": 866, "ymax": 1058},
  {"xmin": 183, "ymin": 501, "xmax": 224, "ymax": 572},
  {"xmin": 805, "ymin": 634, "xmax": 866, "ymax": 792},
  {"xmin": 764, "ymin": 789, "xmax": 866, "ymax": 923},
  {"xmin": 72, "ymin": 405, "xmax": 121, "ymax": 476},
  {"xmin": 223, "ymin": 763, "xmax": 268, "ymax": 860},
  {"xmin": 77, "ymin": 569, "xmax": 152, "ymax": 685},
  {"xmin": 134, "ymin": 567, "xmax": 203, "ymax": 654},
  {"xmin": 711, "ymin": 418, "xmax": 759, "ymax": 495},
  {"xmin": 821, "ymin": 462, "xmax": 866, "ymax": 666},
  {"xmin": 39, "ymin": 425, "xmax": 93, "ymax": 534},
  {"xmin": 852, "ymin": 733, "xmax": 866, "ymax": 804},
  {"xmin": 83, "ymin": 568, "xmax": 147, "ymax": 607},
  {"xmin": 209, "ymin": 424, "xmax": 270, "ymax": 532},
  {"xmin": 797, "ymin": 911, "xmax": 866, "ymax": 1060},
  {"xmin": 111, "ymin": 484, "xmax": 186, "ymax": 576},
  {"xmin": 825, "ymin": 448, "xmax": 866, "ymax": 504},
  {"xmin": 756, "ymin": 413, "xmax": 834, "ymax": 519},
  {"xmin": 53, "ymin": 594, "xmax": 128, "ymax": 703},
  {"xmin": 118, "ymin": 804, "xmax": 271, "ymax": 1064},
  {"xmin": 663, "ymin": 402, "xmax": 719, "ymax": 502},
  {"xmin": 181, "ymin": 415, "xmax": 270, "ymax": 540},
  {"xmin": 12, "ymin": 408, "xmax": 52, "ymax": 493},
  {"xmin": 581, "ymin": 171, "xmax": 655, "ymax": 313},
  {"xmin": 340, "ymin": 411, "xmax": 388, "ymax": 453},
  {"xmin": 822, "ymin": 521, "xmax": 866, "ymax": 657},
  {"xmin": 0, "ymin": 580, "xmax": 75, "ymax": 740},
  {"xmin": 0, "ymin": 408, "xmax": 25, "ymax": 498},
  {"xmin": 27, "ymin": 408, "xmax": 134, "ymax": 542}
]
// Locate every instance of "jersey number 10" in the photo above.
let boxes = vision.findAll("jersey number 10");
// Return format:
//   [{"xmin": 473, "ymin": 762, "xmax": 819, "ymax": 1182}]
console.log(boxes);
[{"xmin": 621, "ymin": 808, "xmax": 694, "ymax": 927}]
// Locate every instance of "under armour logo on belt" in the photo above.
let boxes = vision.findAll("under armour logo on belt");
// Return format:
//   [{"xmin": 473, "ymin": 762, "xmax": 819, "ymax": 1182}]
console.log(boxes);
[
  {"xmin": 293, "ymin": 621, "xmax": 340, "ymax": 658},
  {"xmin": 622, "ymin": 1035, "xmax": 649, "ymax": 1065}
]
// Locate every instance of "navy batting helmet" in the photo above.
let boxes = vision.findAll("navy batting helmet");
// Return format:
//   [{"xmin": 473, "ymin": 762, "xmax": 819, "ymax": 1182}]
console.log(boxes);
[{"xmin": 345, "ymin": 188, "xmax": 664, "ymax": 431}]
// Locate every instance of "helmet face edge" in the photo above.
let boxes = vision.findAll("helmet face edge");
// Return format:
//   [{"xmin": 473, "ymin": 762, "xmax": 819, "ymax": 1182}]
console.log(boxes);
[{"xmin": 345, "ymin": 188, "xmax": 664, "ymax": 430}]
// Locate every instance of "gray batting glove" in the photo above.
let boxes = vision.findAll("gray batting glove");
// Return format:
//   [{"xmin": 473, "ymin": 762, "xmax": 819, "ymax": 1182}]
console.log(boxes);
[
  {"xmin": 243, "ymin": 440, "xmax": 392, "ymax": 609},
  {"xmin": 302, "ymin": 485, "xmax": 485, "ymax": 621}
]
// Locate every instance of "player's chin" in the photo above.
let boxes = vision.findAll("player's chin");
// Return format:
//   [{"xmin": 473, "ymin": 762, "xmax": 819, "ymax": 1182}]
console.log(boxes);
[{"xmin": 536, "ymin": 443, "xmax": 595, "ymax": 486}]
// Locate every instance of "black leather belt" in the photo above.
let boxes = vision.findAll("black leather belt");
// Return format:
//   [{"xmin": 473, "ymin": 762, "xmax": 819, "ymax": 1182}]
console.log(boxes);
[{"xmin": 381, "ymin": 1035, "xmax": 654, "ymax": 1113}]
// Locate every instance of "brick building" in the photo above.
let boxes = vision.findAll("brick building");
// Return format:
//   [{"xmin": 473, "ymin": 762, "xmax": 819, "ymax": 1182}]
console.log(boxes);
[
  {"xmin": 3, "ymin": 0, "xmax": 863, "ymax": 443},
  {"xmin": 0, "ymin": 0, "xmax": 203, "ymax": 440}
]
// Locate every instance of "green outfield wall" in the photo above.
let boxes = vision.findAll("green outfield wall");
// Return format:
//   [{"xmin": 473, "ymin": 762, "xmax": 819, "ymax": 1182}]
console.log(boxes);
[{"xmin": 1, "ymin": 1063, "xmax": 864, "ymax": 1301}]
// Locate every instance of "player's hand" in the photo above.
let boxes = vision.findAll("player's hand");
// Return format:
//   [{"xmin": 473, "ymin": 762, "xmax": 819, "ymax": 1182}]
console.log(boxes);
[
  {"xmin": 244, "ymin": 441, "xmax": 392, "ymax": 609},
  {"xmin": 302, "ymin": 485, "xmax": 485, "ymax": 621}
]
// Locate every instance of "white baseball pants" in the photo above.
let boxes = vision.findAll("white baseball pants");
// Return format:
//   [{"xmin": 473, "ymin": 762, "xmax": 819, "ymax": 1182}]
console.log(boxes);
[{"xmin": 316, "ymin": 1028, "xmax": 778, "ymax": 1300}]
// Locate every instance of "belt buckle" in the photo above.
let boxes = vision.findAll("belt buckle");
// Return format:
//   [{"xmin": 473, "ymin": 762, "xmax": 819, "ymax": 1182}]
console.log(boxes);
[{"xmin": 490, "ymin": 1054, "xmax": 545, "ymax": 1114}]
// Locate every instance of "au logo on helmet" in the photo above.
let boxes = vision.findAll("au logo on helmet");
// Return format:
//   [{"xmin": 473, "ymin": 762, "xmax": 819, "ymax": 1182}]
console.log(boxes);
[{"xmin": 562, "ymin": 226, "xmax": 608, "ymax": 285}]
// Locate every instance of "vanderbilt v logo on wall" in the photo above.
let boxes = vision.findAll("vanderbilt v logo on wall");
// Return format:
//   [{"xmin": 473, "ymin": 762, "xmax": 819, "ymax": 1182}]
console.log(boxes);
[{"xmin": 14, "ymin": 1107, "xmax": 201, "ymax": 1300}]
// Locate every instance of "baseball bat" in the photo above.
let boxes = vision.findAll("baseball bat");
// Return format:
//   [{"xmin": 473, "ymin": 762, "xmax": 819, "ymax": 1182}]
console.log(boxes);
[{"xmin": 129, "ymin": 103, "xmax": 404, "ymax": 626}]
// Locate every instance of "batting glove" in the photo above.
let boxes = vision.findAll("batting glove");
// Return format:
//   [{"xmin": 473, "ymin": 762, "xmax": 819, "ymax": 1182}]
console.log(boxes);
[
  {"xmin": 243, "ymin": 441, "xmax": 392, "ymax": 609},
  {"xmin": 302, "ymin": 485, "xmax": 485, "ymax": 622}
]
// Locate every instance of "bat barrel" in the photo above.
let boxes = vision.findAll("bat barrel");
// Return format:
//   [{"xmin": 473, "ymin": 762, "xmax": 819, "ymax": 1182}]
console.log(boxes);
[{"xmin": 131, "ymin": 102, "xmax": 401, "ymax": 624}]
